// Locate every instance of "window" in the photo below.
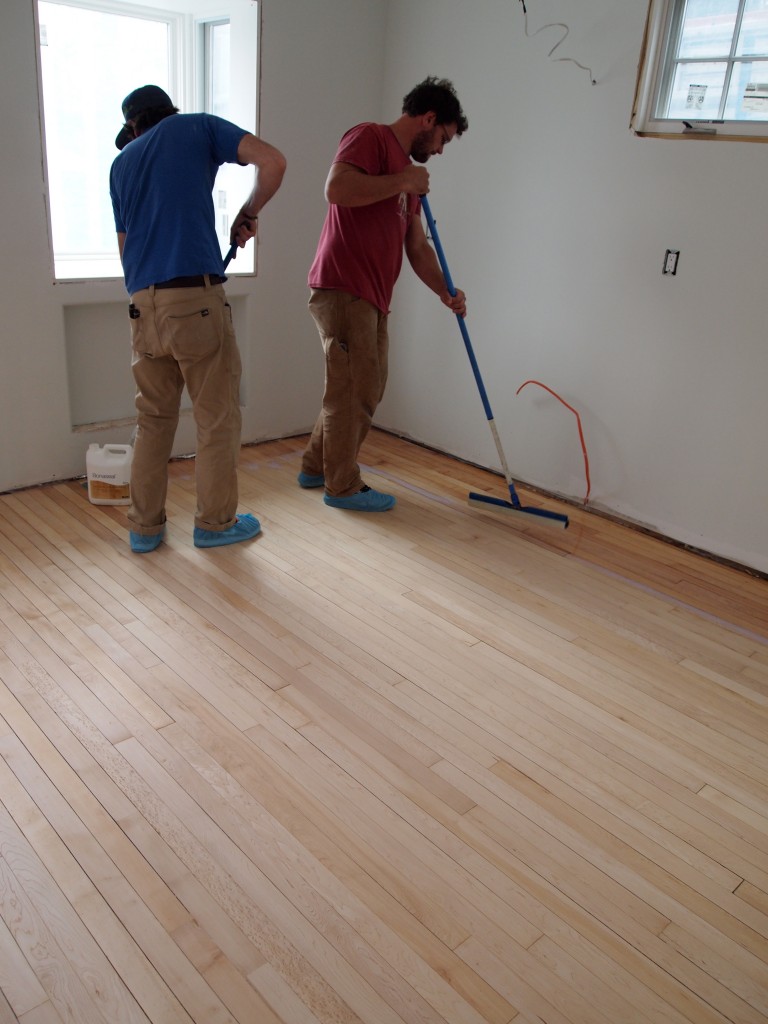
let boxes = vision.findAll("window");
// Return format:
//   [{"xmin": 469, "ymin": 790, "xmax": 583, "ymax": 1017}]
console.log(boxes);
[
  {"xmin": 632, "ymin": 0, "xmax": 768, "ymax": 139},
  {"xmin": 203, "ymin": 19, "xmax": 230, "ymax": 117},
  {"xmin": 36, "ymin": 0, "xmax": 259, "ymax": 281},
  {"xmin": 199, "ymin": 17, "xmax": 238, "ymax": 244}
]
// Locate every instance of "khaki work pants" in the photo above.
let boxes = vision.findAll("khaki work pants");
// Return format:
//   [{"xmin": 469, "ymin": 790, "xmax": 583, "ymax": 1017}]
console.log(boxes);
[
  {"xmin": 302, "ymin": 289, "xmax": 389, "ymax": 497},
  {"xmin": 127, "ymin": 281, "xmax": 242, "ymax": 536}
]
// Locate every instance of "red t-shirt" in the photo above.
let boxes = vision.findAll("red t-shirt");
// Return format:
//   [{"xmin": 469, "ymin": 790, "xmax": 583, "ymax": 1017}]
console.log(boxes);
[{"xmin": 308, "ymin": 123, "xmax": 420, "ymax": 314}]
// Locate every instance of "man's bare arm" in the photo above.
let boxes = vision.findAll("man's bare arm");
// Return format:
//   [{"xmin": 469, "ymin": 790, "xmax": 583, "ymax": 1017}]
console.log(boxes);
[{"xmin": 325, "ymin": 161, "xmax": 429, "ymax": 207}]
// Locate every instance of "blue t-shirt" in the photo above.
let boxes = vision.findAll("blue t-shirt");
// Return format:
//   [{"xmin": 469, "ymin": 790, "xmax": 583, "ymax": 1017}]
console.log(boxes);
[{"xmin": 110, "ymin": 113, "xmax": 247, "ymax": 294}]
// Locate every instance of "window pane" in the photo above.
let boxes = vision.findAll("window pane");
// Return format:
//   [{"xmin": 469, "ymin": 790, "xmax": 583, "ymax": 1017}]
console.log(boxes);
[
  {"xmin": 38, "ymin": 2, "xmax": 171, "ymax": 279},
  {"xmin": 203, "ymin": 19, "xmax": 248, "ymax": 268},
  {"xmin": 667, "ymin": 61, "xmax": 728, "ymax": 115},
  {"xmin": 736, "ymin": 0, "xmax": 768, "ymax": 55},
  {"xmin": 678, "ymin": 0, "xmax": 739, "ymax": 58},
  {"xmin": 208, "ymin": 21, "xmax": 231, "ymax": 118},
  {"xmin": 725, "ymin": 60, "xmax": 768, "ymax": 115}
]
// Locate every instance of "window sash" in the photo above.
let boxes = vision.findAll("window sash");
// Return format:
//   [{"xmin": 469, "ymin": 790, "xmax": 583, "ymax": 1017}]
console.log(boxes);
[{"xmin": 632, "ymin": 0, "xmax": 768, "ymax": 139}]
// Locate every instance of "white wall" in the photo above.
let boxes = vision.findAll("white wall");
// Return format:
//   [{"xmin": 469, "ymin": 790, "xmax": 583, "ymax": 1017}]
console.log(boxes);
[
  {"xmin": 2, "ymin": 0, "xmax": 767, "ymax": 575},
  {"xmin": 378, "ymin": 0, "xmax": 768, "ymax": 574},
  {"xmin": 246, "ymin": 0, "xmax": 387, "ymax": 446}
]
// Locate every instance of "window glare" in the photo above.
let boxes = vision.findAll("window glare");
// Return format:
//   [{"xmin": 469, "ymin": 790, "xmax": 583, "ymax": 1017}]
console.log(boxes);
[
  {"xmin": 677, "ymin": 0, "xmax": 738, "ymax": 58},
  {"xmin": 205, "ymin": 20, "xmax": 238, "ymax": 250},
  {"xmin": 38, "ymin": 1, "xmax": 170, "ymax": 278},
  {"xmin": 208, "ymin": 21, "xmax": 231, "ymax": 118},
  {"xmin": 737, "ymin": 0, "xmax": 768, "ymax": 54}
]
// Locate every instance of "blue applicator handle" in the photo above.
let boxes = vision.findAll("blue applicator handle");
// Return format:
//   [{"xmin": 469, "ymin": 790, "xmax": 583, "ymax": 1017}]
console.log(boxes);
[
  {"xmin": 223, "ymin": 242, "xmax": 238, "ymax": 271},
  {"xmin": 420, "ymin": 196, "xmax": 495, "ymax": 423},
  {"xmin": 421, "ymin": 194, "xmax": 515, "ymax": 489},
  {"xmin": 420, "ymin": 194, "xmax": 569, "ymax": 529}
]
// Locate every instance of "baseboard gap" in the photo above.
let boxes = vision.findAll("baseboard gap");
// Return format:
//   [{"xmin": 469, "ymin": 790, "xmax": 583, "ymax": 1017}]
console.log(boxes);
[{"xmin": 377, "ymin": 427, "xmax": 767, "ymax": 582}]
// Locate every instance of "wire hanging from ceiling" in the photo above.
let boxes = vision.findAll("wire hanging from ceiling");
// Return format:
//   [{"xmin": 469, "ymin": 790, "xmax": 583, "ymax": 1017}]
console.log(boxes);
[{"xmin": 518, "ymin": 0, "xmax": 597, "ymax": 86}]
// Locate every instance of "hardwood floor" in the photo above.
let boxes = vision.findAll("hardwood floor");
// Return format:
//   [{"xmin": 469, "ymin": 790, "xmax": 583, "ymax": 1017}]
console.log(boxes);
[{"xmin": 0, "ymin": 429, "xmax": 766, "ymax": 1024}]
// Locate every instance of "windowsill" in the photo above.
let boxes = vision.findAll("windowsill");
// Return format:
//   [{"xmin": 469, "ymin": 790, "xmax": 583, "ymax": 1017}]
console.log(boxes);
[
  {"xmin": 634, "ymin": 129, "xmax": 768, "ymax": 142},
  {"xmin": 633, "ymin": 118, "xmax": 768, "ymax": 142},
  {"xmin": 52, "ymin": 272, "xmax": 258, "ymax": 305}
]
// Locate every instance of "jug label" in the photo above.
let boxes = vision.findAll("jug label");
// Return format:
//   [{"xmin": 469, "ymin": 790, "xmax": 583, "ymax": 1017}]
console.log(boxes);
[{"xmin": 89, "ymin": 480, "xmax": 130, "ymax": 500}]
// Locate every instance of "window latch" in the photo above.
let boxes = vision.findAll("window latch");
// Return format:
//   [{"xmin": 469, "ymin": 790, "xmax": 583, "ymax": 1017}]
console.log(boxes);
[{"xmin": 682, "ymin": 121, "xmax": 719, "ymax": 135}]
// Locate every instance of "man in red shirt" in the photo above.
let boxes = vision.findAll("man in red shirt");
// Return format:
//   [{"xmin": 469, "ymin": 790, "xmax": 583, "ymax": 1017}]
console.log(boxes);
[{"xmin": 299, "ymin": 77, "xmax": 468, "ymax": 511}]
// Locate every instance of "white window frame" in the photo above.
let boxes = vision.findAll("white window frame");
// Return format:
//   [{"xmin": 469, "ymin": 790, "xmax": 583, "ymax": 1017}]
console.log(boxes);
[{"xmin": 632, "ymin": 0, "xmax": 768, "ymax": 141}]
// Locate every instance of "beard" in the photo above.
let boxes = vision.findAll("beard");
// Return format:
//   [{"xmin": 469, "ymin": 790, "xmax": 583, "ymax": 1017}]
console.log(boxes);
[{"xmin": 410, "ymin": 129, "xmax": 433, "ymax": 164}]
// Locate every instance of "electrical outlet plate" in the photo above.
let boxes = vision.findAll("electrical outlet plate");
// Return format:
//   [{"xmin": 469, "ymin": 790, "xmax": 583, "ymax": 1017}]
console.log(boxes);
[{"xmin": 663, "ymin": 249, "xmax": 679, "ymax": 275}]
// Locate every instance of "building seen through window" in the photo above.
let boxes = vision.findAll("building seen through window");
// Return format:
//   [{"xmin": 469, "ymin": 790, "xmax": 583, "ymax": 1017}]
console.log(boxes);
[{"xmin": 633, "ymin": 0, "xmax": 768, "ymax": 138}]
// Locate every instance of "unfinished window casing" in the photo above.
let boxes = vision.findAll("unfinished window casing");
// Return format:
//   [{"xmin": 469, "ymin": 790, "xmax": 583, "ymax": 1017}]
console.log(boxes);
[{"xmin": 632, "ymin": 0, "xmax": 768, "ymax": 140}]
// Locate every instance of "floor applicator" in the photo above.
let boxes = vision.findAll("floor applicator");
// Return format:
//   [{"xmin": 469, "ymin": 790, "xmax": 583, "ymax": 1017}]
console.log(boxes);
[
  {"xmin": 420, "ymin": 195, "xmax": 569, "ymax": 529},
  {"xmin": 223, "ymin": 242, "xmax": 238, "ymax": 270}
]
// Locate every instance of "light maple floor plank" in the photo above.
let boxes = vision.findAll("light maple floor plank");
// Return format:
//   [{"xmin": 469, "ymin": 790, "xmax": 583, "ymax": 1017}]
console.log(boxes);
[{"xmin": 0, "ymin": 430, "xmax": 766, "ymax": 1024}]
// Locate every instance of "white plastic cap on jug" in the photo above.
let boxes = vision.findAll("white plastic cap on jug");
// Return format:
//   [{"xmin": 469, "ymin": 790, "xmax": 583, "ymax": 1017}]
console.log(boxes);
[{"xmin": 86, "ymin": 444, "xmax": 133, "ymax": 505}]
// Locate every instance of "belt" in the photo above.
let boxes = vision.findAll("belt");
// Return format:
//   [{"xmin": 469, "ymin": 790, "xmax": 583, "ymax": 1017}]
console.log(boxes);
[{"xmin": 153, "ymin": 273, "xmax": 227, "ymax": 290}]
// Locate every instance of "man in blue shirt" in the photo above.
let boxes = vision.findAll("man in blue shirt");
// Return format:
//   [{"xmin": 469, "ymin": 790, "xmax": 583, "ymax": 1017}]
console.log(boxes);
[{"xmin": 110, "ymin": 85, "xmax": 286, "ymax": 552}]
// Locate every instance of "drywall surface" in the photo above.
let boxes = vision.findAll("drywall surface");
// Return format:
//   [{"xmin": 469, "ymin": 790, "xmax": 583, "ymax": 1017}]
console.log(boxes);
[{"xmin": 377, "ymin": 0, "xmax": 768, "ymax": 574}]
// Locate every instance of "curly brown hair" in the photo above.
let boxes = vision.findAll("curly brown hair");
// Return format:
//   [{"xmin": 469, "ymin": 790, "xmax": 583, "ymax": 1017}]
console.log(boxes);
[{"xmin": 402, "ymin": 77, "xmax": 468, "ymax": 134}]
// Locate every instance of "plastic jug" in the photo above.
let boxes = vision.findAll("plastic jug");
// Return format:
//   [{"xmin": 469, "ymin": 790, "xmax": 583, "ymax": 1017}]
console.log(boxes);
[{"xmin": 86, "ymin": 443, "xmax": 133, "ymax": 506}]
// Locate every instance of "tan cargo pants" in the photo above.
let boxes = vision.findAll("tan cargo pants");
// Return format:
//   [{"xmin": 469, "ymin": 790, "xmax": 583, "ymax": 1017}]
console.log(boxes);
[
  {"xmin": 127, "ymin": 281, "xmax": 242, "ymax": 535},
  {"xmin": 301, "ymin": 289, "xmax": 389, "ymax": 497}
]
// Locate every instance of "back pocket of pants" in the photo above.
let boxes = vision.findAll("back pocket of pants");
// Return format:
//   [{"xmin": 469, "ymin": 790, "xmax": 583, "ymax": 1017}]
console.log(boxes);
[{"xmin": 166, "ymin": 306, "xmax": 222, "ymax": 360}]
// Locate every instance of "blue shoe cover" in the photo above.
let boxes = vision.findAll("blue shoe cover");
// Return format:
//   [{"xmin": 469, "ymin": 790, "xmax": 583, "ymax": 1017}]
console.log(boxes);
[
  {"xmin": 130, "ymin": 528, "xmax": 164, "ymax": 553},
  {"xmin": 193, "ymin": 512, "xmax": 261, "ymax": 548},
  {"xmin": 297, "ymin": 471, "xmax": 325, "ymax": 488},
  {"xmin": 323, "ymin": 486, "xmax": 396, "ymax": 512}
]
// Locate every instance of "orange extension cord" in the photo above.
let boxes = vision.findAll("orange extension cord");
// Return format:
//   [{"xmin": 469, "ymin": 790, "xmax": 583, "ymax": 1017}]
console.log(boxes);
[{"xmin": 516, "ymin": 380, "xmax": 591, "ymax": 505}]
